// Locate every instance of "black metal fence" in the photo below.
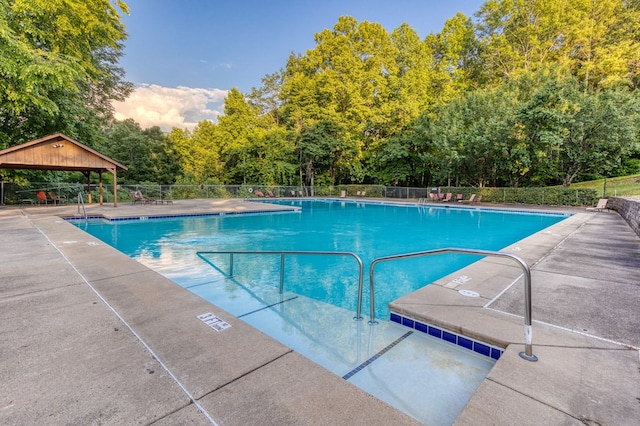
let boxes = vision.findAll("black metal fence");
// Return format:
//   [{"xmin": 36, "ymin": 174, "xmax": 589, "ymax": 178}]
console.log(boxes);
[{"xmin": 1, "ymin": 181, "xmax": 599, "ymax": 207}]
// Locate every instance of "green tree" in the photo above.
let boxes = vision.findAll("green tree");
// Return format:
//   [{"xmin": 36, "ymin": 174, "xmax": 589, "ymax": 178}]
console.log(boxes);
[
  {"xmin": 167, "ymin": 128, "xmax": 194, "ymax": 182},
  {"xmin": 216, "ymin": 88, "xmax": 262, "ymax": 184},
  {"xmin": 142, "ymin": 126, "xmax": 181, "ymax": 184},
  {"xmin": 432, "ymin": 90, "xmax": 514, "ymax": 187},
  {"xmin": 414, "ymin": 74, "xmax": 549, "ymax": 188},
  {"xmin": 563, "ymin": 0, "xmax": 640, "ymax": 90},
  {"xmin": 369, "ymin": 130, "xmax": 428, "ymax": 186},
  {"xmin": 243, "ymin": 127, "xmax": 297, "ymax": 185},
  {"xmin": 282, "ymin": 17, "xmax": 444, "ymax": 184},
  {"xmin": 191, "ymin": 120, "xmax": 224, "ymax": 183},
  {"xmin": 476, "ymin": 0, "xmax": 640, "ymax": 90},
  {"xmin": 101, "ymin": 119, "xmax": 179, "ymax": 184},
  {"xmin": 297, "ymin": 120, "xmax": 351, "ymax": 186},
  {"xmin": 519, "ymin": 78, "xmax": 640, "ymax": 186},
  {"xmin": 248, "ymin": 71, "xmax": 284, "ymax": 127},
  {"xmin": 477, "ymin": 0, "xmax": 568, "ymax": 81},
  {"xmin": 168, "ymin": 122, "xmax": 222, "ymax": 185},
  {"xmin": 0, "ymin": 0, "xmax": 131, "ymax": 160},
  {"xmin": 369, "ymin": 23, "xmax": 439, "ymax": 137},
  {"xmin": 431, "ymin": 13, "xmax": 484, "ymax": 96}
]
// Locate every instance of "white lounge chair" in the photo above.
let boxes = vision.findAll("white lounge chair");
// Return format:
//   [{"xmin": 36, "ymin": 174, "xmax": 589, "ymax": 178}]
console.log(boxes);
[
  {"xmin": 587, "ymin": 198, "xmax": 609, "ymax": 212},
  {"xmin": 459, "ymin": 194, "xmax": 476, "ymax": 204}
]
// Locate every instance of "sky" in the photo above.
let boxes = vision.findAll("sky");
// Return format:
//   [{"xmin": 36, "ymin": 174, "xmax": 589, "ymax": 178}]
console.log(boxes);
[{"xmin": 113, "ymin": 0, "xmax": 486, "ymax": 131}]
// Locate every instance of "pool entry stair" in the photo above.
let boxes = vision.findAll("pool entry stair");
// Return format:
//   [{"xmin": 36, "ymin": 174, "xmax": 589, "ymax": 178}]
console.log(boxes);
[
  {"xmin": 192, "ymin": 248, "xmax": 544, "ymax": 423},
  {"xmin": 196, "ymin": 247, "xmax": 538, "ymax": 362},
  {"xmin": 186, "ymin": 257, "xmax": 494, "ymax": 424}
]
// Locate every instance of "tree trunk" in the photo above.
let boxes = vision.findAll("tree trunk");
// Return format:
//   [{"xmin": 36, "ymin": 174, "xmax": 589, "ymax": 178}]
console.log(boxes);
[{"xmin": 305, "ymin": 161, "xmax": 314, "ymax": 187}]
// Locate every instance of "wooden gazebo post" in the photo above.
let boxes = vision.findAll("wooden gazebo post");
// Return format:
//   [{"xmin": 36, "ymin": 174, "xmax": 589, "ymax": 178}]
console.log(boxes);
[
  {"xmin": 111, "ymin": 168, "xmax": 118, "ymax": 207},
  {"xmin": 99, "ymin": 171, "xmax": 103, "ymax": 205},
  {"xmin": 83, "ymin": 171, "xmax": 92, "ymax": 204}
]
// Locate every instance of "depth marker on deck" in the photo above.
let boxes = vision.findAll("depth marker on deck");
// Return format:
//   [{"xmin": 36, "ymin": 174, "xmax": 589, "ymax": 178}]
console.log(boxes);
[{"xmin": 198, "ymin": 312, "xmax": 231, "ymax": 332}]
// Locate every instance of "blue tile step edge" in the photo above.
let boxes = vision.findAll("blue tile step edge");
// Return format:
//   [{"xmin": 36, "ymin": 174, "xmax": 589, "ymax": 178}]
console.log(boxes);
[{"xmin": 390, "ymin": 312, "xmax": 503, "ymax": 361}]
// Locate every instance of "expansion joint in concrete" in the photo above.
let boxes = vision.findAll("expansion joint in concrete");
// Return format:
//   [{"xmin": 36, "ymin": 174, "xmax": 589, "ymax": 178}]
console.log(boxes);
[
  {"xmin": 485, "ymin": 377, "xmax": 585, "ymax": 423},
  {"xmin": 197, "ymin": 349, "xmax": 295, "ymax": 400}
]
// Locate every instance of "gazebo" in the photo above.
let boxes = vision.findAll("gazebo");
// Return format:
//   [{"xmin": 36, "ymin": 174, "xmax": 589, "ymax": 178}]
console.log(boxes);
[{"xmin": 0, "ymin": 133, "xmax": 127, "ymax": 207}]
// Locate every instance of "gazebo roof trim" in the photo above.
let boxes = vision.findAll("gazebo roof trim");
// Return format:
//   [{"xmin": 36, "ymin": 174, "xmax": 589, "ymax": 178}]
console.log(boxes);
[{"xmin": 0, "ymin": 133, "xmax": 128, "ymax": 172}]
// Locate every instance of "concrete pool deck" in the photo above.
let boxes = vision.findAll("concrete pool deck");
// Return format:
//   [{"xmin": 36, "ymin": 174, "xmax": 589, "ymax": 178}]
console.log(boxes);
[{"xmin": 1, "ymin": 198, "xmax": 639, "ymax": 425}]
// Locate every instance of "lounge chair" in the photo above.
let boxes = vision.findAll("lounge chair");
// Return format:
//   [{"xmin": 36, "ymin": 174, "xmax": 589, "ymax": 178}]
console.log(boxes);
[
  {"xmin": 456, "ymin": 194, "xmax": 463, "ymax": 202},
  {"xmin": 131, "ymin": 190, "xmax": 156, "ymax": 204},
  {"xmin": 131, "ymin": 190, "xmax": 145, "ymax": 203},
  {"xmin": 267, "ymin": 190, "xmax": 275, "ymax": 197},
  {"xmin": 587, "ymin": 198, "xmax": 609, "ymax": 212},
  {"xmin": 36, "ymin": 191, "xmax": 47, "ymax": 205},
  {"xmin": 441, "ymin": 193, "xmax": 452, "ymax": 202},
  {"xmin": 254, "ymin": 190, "xmax": 265, "ymax": 197},
  {"xmin": 143, "ymin": 194, "xmax": 157, "ymax": 204},
  {"xmin": 459, "ymin": 194, "xmax": 476, "ymax": 204},
  {"xmin": 48, "ymin": 191, "xmax": 66, "ymax": 205},
  {"xmin": 475, "ymin": 195, "xmax": 482, "ymax": 203}
]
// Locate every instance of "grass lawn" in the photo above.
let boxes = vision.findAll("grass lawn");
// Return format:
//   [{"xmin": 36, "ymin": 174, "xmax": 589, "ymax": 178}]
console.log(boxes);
[{"xmin": 561, "ymin": 174, "xmax": 640, "ymax": 197}]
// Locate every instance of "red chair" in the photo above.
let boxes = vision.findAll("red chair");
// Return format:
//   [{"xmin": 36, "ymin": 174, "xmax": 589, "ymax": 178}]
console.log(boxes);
[{"xmin": 36, "ymin": 191, "xmax": 47, "ymax": 205}]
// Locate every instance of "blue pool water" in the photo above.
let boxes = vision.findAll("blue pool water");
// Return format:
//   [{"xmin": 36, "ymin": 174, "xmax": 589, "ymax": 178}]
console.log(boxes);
[{"xmin": 78, "ymin": 200, "xmax": 566, "ymax": 319}]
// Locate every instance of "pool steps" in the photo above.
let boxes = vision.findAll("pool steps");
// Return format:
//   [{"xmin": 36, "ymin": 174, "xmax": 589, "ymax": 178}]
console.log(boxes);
[{"xmin": 390, "ymin": 312, "xmax": 503, "ymax": 361}]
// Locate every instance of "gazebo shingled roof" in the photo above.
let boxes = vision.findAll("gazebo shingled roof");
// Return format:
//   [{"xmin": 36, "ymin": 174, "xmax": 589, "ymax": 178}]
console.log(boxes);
[{"xmin": 0, "ymin": 133, "xmax": 128, "ymax": 207}]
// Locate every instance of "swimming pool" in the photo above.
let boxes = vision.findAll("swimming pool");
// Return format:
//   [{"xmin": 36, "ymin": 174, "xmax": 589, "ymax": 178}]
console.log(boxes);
[
  {"xmin": 75, "ymin": 200, "xmax": 567, "ymax": 424},
  {"xmin": 79, "ymin": 200, "xmax": 566, "ymax": 318}
]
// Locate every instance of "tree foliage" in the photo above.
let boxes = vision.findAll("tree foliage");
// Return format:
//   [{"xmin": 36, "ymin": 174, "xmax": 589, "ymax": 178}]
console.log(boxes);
[
  {"xmin": 100, "ymin": 119, "xmax": 180, "ymax": 184},
  {"xmin": 0, "ymin": 0, "xmax": 131, "ymax": 160},
  {"xmin": 518, "ymin": 77, "xmax": 640, "ymax": 185},
  {"xmin": 477, "ymin": 0, "xmax": 640, "ymax": 90},
  {"xmin": 4, "ymin": 1, "xmax": 640, "ymax": 190}
]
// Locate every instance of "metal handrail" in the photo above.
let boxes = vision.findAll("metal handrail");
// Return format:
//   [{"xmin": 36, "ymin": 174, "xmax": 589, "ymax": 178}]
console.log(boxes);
[
  {"xmin": 369, "ymin": 248, "xmax": 538, "ymax": 362},
  {"xmin": 196, "ymin": 250, "xmax": 365, "ymax": 320},
  {"xmin": 77, "ymin": 192, "xmax": 87, "ymax": 222}
]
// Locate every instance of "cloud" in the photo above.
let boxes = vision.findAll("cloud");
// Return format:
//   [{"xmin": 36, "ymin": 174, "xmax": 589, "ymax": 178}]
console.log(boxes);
[{"xmin": 112, "ymin": 84, "xmax": 228, "ymax": 131}]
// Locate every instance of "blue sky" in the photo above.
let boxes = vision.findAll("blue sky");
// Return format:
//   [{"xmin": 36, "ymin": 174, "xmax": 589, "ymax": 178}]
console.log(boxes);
[{"xmin": 113, "ymin": 0, "xmax": 486, "ymax": 130}]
